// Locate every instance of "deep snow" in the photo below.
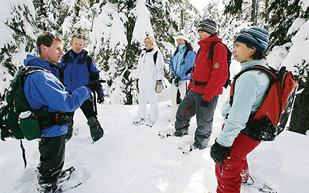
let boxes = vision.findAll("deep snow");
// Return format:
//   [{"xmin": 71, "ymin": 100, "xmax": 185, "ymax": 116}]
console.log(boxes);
[{"xmin": 0, "ymin": 87, "xmax": 308, "ymax": 193}]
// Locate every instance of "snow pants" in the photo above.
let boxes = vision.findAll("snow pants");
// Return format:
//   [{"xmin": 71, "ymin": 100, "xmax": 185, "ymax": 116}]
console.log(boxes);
[
  {"xmin": 170, "ymin": 80, "xmax": 189, "ymax": 122},
  {"xmin": 215, "ymin": 133, "xmax": 261, "ymax": 193},
  {"xmin": 175, "ymin": 89, "xmax": 218, "ymax": 148},
  {"xmin": 37, "ymin": 135, "xmax": 66, "ymax": 186},
  {"xmin": 136, "ymin": 79, "xmax": 158, "ymax": 122}
]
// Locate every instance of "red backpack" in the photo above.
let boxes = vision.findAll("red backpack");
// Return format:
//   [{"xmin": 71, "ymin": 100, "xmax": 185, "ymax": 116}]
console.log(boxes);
[{"xmin": 230, "ymin": 65, "xmax": 297, "ymax": 141}]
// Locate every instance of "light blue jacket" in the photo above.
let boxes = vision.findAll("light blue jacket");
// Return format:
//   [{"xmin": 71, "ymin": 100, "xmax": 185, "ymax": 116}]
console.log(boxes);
[
  {"xmin": 217, "ymin": 59, "xmax": 270, "ymax": 147},
  {"xmin": 169, "ymin": 44, "xmax": 196, "ymax": 80},
  {"xmin": 24, "ymin": 55, "xmax": 91, "ymax": 137}
]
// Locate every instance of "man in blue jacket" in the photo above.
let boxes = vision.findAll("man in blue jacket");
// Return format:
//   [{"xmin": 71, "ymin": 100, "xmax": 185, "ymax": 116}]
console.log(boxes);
[
  {"xmin": 24, "ymin": 32, "xmax": 102, "ymax": 192},
  {"xmin": 58, "ymin": 34, "xmax": 104, "ymax": 142}
]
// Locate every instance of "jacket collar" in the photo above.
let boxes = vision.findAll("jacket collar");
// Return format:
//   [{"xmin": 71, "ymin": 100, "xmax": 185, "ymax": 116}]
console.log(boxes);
[
  {"xmin": 241, "ymin": 59, "xmax": 267, "ymax": 70},
  {"xmin": 198, "ymin": 34, "xmax": 222, "ymax": 47}
]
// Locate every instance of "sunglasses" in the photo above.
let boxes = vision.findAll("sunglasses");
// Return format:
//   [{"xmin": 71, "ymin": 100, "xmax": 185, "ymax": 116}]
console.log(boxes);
[{"xmin": 73, "ymin": 33, "xmax": 84, "ymax": 39}]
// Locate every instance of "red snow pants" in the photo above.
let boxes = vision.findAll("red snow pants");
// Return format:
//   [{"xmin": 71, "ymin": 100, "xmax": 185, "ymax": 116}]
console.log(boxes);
[{"xmin": 215, "ymin": 133, "xmax": 261, "ymax": 193}]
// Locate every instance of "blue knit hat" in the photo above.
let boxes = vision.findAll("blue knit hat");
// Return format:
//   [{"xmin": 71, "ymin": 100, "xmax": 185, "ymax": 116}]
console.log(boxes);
[
  {"xmin": 198, "ymin": 19, "xmax": 217, "ymax": 35},
  {"xmin": 235, "ymin": 27, "xmax": 269, "ymax": 53}
]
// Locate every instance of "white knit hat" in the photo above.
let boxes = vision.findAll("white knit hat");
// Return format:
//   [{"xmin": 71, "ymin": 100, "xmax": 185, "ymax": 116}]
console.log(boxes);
[{"xmin": 175, "ymin": 34, "xmax": 189, "ymax": 42}]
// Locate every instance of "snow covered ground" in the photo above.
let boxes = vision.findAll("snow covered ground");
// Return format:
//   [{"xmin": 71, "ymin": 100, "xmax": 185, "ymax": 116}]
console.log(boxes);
[{"xmin": 0, "ymin": 87, "xmax": 308, "ymax": 193}]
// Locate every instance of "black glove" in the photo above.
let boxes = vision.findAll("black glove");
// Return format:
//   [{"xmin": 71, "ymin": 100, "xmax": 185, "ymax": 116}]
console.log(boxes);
[
  {"xmin": 169, "ymin": 70, "xmax": 176, "ymax": 79},
  {"xmin": 174, "ymin": 76, "xmax": 180, "ymax": 87},
  {"xmin": 97, "ymin": 94, "xmax": 104, "ymax": 104},
  {"xmin": 200, "ymin": 98, "xmax": 210, "ymax": 107},
  {"xmin": 210, "ymin": 140, "xmax": 231, "ymax": 164},
  {"xmin": 85, "ymin": 80, "xmax": 102, "ymax": 95}
]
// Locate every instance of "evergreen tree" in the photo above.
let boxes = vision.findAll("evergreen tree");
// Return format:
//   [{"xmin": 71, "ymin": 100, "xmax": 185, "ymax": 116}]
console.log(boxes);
[{"xmin": 268, "ymin": 0, "xmax": 309, "ymax": 134}]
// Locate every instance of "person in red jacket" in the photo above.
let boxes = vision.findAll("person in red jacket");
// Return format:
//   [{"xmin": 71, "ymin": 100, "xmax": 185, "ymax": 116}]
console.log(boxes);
[{"xmin": 173, "ymin": 18, "xmax": 229, "ymax": 150}]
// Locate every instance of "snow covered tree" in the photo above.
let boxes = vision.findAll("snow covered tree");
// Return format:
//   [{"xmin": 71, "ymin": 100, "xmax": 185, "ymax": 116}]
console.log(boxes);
[{"xmin": 0, "ymin": 1, "xmax": 36, "ymax": 98}]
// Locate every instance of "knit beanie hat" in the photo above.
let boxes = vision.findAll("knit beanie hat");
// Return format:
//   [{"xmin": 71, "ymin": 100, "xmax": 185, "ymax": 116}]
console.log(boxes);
[
  {"xmin": 175, "ymin": 34, "xmax": 189, "ymax": 42},
  {"xmin": 235, "ymin": 27, "xmax": 269, "ymax": 53},
  {"xmin": 198, "ymin": 19, "xmax": 217, "ymax": 35}
]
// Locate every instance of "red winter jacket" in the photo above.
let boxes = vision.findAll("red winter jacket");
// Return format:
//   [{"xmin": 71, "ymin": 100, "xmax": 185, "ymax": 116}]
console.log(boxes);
[{"xmin": 189, "ymin": 34, "xmax": 228, "ymax": 102}]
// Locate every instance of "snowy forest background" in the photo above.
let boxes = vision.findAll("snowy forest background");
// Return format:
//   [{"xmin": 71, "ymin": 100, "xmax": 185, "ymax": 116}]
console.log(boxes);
[{"xmin": 0, "ymin": 0, "xmax": 308, "ymax": 135}]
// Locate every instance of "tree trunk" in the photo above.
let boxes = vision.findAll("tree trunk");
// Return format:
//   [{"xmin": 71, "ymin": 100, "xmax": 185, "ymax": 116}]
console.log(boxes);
[
  {"xmin": 264, "ymin": 0, "xmax": 269, "ymax": 30},
  {"xmin": 251, "ymin": 0, "xmax": 257, "ymax": 25},
  {"xmin": 289, "ymin": 84, "xmax": 309, "ymax": 134}
]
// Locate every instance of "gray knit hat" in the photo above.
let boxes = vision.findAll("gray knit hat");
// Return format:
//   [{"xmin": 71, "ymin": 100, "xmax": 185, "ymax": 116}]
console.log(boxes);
[
  {"xmin": 198, "ymin": 19, "xmax": 217, "ymax": 35},
  {"xmin": 235, "ymin": 27, "xmax": 269, "ymax": 53}
]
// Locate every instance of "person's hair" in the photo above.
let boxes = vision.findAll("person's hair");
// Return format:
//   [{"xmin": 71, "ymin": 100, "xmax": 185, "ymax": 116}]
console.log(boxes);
[
  {"xmin": 37, "ymin": 32, "xmax": 63, "ymax": 54},
  {"xmin": 72, "ymin": 33, "xmax": 85, "ymax": 41},
  {"xmin": 185, "ymin": 41, "xmax": 193, "ymax": 51},
  {"xmin": 144, "ymin": 36, "xmax": 156, "ymax": 47},
  {"xmin": 246, "ymin": 44, "xmax": 266, "ymax": 60}
]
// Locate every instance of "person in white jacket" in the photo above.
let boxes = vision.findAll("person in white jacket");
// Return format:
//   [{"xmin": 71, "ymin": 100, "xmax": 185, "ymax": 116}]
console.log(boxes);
[{"xmin": 134, "ymin": 36, "xmax": 164, "ymax": 127}]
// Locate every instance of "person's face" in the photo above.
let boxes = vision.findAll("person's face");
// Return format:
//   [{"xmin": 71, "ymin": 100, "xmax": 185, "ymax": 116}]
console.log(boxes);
[
  {"xmin": 42, "ymin": 40, "xmax": 64, "ymax": 63},
  {"xmin": 71, "ymin": 37, "xmax": 85, "ymax": 54},
  {"xmin": 144, "ymin": 39, "xmax": 153, "ymax": 50},
  {"xmin": 176, "ymin": 38, "xmax": 186, "ymax": 45},
  {"xmin": 233, "ymin": 42, "xmax": 256, "ymax": 63},
  {"xmin": 199, "ymin": 31, "xmax": 211, "ymax": 41}
]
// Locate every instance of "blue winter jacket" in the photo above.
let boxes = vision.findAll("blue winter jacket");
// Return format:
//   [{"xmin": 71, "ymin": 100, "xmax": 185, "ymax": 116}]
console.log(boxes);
[
  {"xmin": 58, "ymin": 49, "xmax": 104, "ymax": 95},
  {"xmin": 217, "ymin": 59, "xmax": 270, "ymax": 147},
  {"xmin": 23, "ymin": 55, "xmax": 91, "ymax": 137},
  {"xmin": 169, "ymin": 44, "xmax": 196, "ymax": 80}
]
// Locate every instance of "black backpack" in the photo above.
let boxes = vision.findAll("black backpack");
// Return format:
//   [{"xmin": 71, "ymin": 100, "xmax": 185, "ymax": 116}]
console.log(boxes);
[
  {"xmin": 209, "ymin": 41, "xmax": 232, "ymax": 88},
  {"xmin": 196, "ymin": 41, "xmax": 232, "ymax": 88},
  {"xmin": 59, "ymin": 52, "xmax": 99, "ymax": 84}
]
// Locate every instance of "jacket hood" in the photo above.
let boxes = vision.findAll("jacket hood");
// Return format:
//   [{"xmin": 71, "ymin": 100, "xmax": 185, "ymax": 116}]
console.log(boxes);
[{"xmin": 24, "ymin": 54, "xmax": 59, "ymax": 77}]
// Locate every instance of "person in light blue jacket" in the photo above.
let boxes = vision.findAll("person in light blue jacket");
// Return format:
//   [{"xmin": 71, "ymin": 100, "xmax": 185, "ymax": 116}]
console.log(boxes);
[
  {"xmin": 210, "ymin": 27, "xmax": 270, "ymax": 193},
  {"xmin": 169, "ymin": 34, "xmax": 196, "ymax": 122},
  {"xmin": 24, "ymin": 32, "xmax": 102, "ymax": 192}
]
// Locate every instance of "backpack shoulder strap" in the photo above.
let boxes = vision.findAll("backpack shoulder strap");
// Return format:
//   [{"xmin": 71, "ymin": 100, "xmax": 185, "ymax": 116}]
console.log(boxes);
[
  {"xmin": 153, "ymin": 51, "xmax": 158, "ymax": 65},
  {"xmin": 86, "ymin": 55, "xmax": 93, "ymax": 73},
  {"xmin": 183, "ymin": 47, "xmax": 192, "ymax": 60},
  {"xmin": 229, "ymin": 65, "xmax": 274, "ymax": 106},
  {"xmin": 208, "ymin": 41, "xmax": 221, "ymax": 61},
  {"xmin": 61, "ymin": 52, "xmax": 71, "ymax": 69},
  {"xmin": 173, "ymin": 47, "xmax": 179, "ymax": 57}
]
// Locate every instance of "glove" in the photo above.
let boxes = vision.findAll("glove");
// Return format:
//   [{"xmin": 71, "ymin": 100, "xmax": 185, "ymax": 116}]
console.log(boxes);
[
  {"xmin": 174, "ymin": 76, "xmax": 180, "ymax": 87},
  {"xmin": 210, "ymin": 140, "xmax": 231, "ymax": 164},
  {"xmin": 155, "ymin": 80, "xmax": 163, "ymax": 93},
  {"xmin": 200, "ymin": 98, "xmax": 210, "ymax": 107},
  {"xmin": 169, "ymin": 70, "xmax": 176, "ymax": 79},
  {"xmin": 85, "ymin": 80, "xmax": 102, "ymax": 95},
  {"xmin": 97, "ymin": 94, "xmax": 104, "ymax": 104}
]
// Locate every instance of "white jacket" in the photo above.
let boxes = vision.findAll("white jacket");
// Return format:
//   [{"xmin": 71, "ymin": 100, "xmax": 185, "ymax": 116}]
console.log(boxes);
[{"xmin": 136, "ymin": 48, "xmax": 164, "ymax": 82}]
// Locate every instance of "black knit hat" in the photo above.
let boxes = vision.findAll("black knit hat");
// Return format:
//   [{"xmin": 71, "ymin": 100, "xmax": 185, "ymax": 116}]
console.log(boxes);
[{"xmin": 198, "ymin": 19, "xmax": 217, "ymax": 35}]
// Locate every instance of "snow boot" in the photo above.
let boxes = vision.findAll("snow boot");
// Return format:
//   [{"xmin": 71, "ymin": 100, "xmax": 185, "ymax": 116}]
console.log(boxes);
[
  {"xmin": 192, "ymin": 141, "xmax": 207, "ymax": 150},
  {"xmin": 146, "ymin": 120, "xmax": 156, "ymax": 127},
  {"xmin": 88, "ymin": 117, "xmax": 104, "ymax": 142},
  {"xmin": 173, "ymin": 128, "xmax": 188, "ymax": 137},
  {"xmin": 38, "ymin": 183, "xmax": 62, "ymax": 193},
  {"xmin": 133, "ymin": 117, "xmax": 144, "ymax": 125}
]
